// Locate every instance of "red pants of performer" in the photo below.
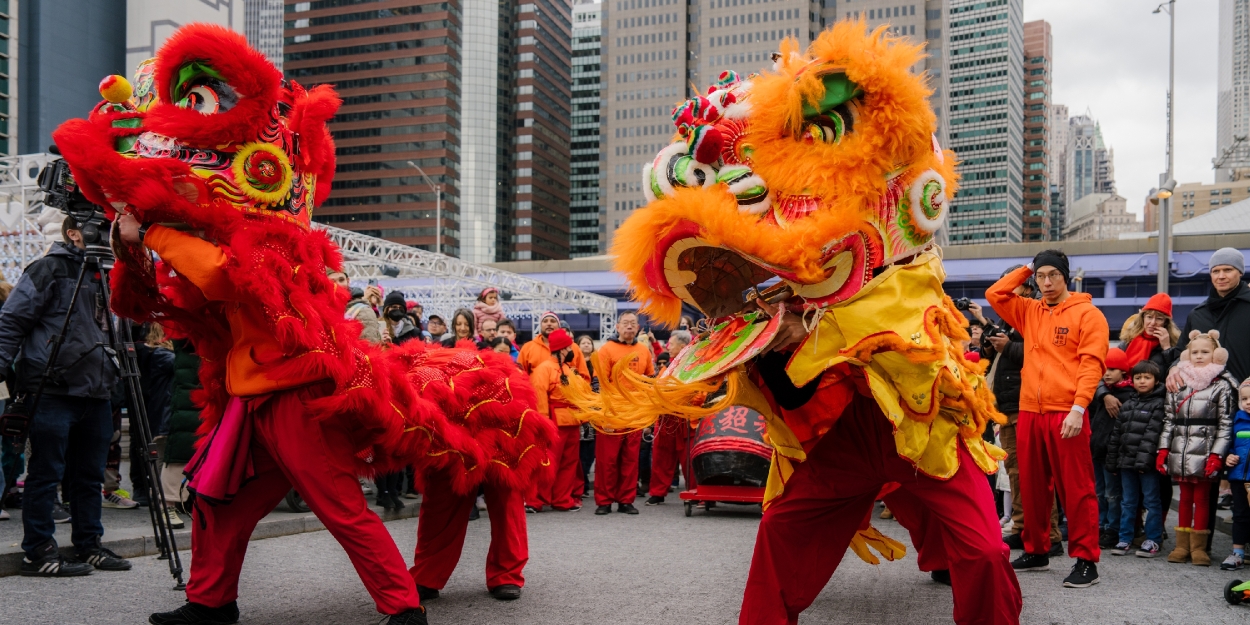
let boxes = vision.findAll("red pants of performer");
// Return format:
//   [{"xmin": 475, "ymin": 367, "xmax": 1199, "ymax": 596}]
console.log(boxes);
[
  {"xmin": 186, "ymin": 389, "xmax": 421, "ymax": 615},
  {"xmin": 1178, "ymin": 480, "xmax": 1214, "ymax": 531},
  {"xmin": 410, "ymin": 472, "xmax": 528, "ymax": 590},
  {"xmin": 740, "ymin": 393, "xmax": 1021, "ymax": 625},
  {"xmin": 649, "ymin": 417, "xmax": 692, "ymax": 498},
  {"xmin": 526, "ymin": 425, "xmax": 581, "ymax": 510},
  {"xmin": 595, "ymin": 430, "xmax": 641, "ymax": 506},
  {"xmin": 1017, "ymin": 410, "xmax": 1100, "ymax": 561}
]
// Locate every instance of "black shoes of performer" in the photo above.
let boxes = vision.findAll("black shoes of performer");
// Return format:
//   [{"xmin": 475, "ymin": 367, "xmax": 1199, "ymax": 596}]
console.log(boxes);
[
  {"xmin": 489, "ymin": 584, "xmax": 522, "ymax": 601},
  {"xmin": 645, "ymin": 495, "xmax": 665, "ymax": 506},
  {"xmin": 469, "ymin": 506, "xmax": 480, "ymax": 521},
  {"xmin": 930, "ymin": 569, "xmax": 951, "ymax": 586},
  {"xmin": 388, "ymin": 607, "xmax": 429, "ymax": 625},
  {"xmin": 594, "ymin": 505, "xmax": 612, "ymax": 515},
  {"xmin": 617, "ymin": 503, "xmax": 639, "ymax": 515},
  {"xmin": 391, "ymin": 494, "xmax": 406, "ymax": 510},
  {"xmin": 75, "ymin": 539, "xmax": 132, "ymax": 571},
  {"xmin": 524, "ymin": 505, "xmax": 540, "ymax": 514},
  {"xmin": 148, "ymin": 601, "xmax": 240, "ymax": 625},
  {"xmin": 1002, "ymin": 533, "xmax": 1024, "ymax": 550},
  {"xmin": 20, "ymin": 540, "xmax": 94, "ymax": 577},
  {"xmin": 1011, "ymin": 552, "xmax": 1049, "ymax": 571},
  {"xmin": 1062, "ymin": 558, "xmax": 1099, "ymax": 588},
  {"xmin": 417, "ymin": 585, "xmax": 440, "ymax": 601}
]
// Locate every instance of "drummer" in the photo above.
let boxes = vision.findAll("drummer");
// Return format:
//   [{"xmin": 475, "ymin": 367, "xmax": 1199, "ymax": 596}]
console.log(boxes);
[
  {"xmin": 646, "ymin": 330, "xmax": 694, "ymax": 506},
  {"xmin": 593, "ymin": 312, "xmax": 656, "ymax": 515}
]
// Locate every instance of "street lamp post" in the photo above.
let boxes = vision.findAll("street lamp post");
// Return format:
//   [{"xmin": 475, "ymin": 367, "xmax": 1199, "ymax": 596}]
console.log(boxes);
[
  {"xmin": 1154, "ymin": 0, "xmax": 1176, "ymax": 295},
  {"xmin": 407, "ymin": 161, "xmax": 442, "ymax": 255}
]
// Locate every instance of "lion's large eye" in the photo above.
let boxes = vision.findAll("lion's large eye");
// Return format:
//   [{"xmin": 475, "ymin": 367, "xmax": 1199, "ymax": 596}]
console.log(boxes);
[
  {"xmin": 176, "ymin": 78, "xmax": 237, "ymax": 114},
  {"xmin": 802, "ymin": 101, "xmax": 857, "ymax": 145}
]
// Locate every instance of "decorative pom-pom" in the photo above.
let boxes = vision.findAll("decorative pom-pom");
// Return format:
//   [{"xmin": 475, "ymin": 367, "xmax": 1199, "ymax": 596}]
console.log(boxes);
[{"xmin": 99, "ymin": 75, "xmax": 133, "ymax": 103}]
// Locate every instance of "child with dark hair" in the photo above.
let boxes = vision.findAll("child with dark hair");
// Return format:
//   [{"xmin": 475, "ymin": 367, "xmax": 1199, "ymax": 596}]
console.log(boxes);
[
  {"xmin": 1090, "ymin": 348, "xmax": 1135, "ymax": 548},
  {"xmin": 1105, "ymin": 359, "xmax": 1167, "ymax": 557}
]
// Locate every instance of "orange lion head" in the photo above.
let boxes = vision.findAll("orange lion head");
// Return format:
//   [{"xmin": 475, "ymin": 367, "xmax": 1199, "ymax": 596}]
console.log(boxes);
[{"xmin": 616, "ymin": 22, "xmax": 957, "ymax": 324}]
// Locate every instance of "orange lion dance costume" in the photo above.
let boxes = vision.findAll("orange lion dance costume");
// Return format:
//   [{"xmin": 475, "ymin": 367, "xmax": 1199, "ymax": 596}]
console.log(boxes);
[
  {"xmin": 568, "ymin": 23, "xmax": 1022, "ymax": 624},
  {"xmin": 51, "ymin": 25, "xmax": 555, "ymax": 625}
]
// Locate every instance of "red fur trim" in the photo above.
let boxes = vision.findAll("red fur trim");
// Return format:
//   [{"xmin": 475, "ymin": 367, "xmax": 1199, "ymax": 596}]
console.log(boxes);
[{"xmin": 289, "ymin": 82, "xmax": 340, "ymax": 207}]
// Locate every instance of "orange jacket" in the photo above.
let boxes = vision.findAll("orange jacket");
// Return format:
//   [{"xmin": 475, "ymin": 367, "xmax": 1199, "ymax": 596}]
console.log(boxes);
[
  {"xmin": 518, "ymin": 334, "xmax": 589, "ymax": 378},
  {"xmin": 144, "ymin": 225, "xmax": 325, "ymax": 397},
  {"xmin": 529, "ymin": 357, "xmax": 586, "ymax": 427},
  {"xmin": 986, "ymin": 265, "xmax": 1109, "ymax": 414},
  {"xmin": 596, "ymin": 338, "xmax": 656, "ymax": 383}
]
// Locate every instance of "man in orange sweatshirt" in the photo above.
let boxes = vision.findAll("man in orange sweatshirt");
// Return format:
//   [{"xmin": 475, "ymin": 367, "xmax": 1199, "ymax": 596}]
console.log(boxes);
[
  {"xmin": 987, "ymin": 249, "xmax": 1108, "ymax": 589},
  {"xmin": 593, "ymin": 312, "xmax": 655, "ymax": 515}
]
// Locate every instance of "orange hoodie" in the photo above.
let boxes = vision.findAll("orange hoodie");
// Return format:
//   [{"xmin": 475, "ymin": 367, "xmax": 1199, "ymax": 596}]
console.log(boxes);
[
  {"xmin": 596, "ymin": 338, "xmax": 656, "ymax": 383},
  {"xmin": 529, "ymin": 358, "xmax": 587, "ymax": 426},
  {"xmin": 144, "ymin": 225, "xmax": 325, "ymax": 397},
  {"xmin": 986, "ymin": 265, "xmax": 1109, "ymax": 414}
]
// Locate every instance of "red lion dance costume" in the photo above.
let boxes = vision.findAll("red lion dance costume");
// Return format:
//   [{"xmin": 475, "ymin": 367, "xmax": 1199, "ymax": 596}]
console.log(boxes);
[
  {"xmin": 567, "ymin": 23, "xmax": 1022, "ymax": 624},
  {"xmin": 51, "ymin": 25, "xmax": 555, "ymax": 625}
]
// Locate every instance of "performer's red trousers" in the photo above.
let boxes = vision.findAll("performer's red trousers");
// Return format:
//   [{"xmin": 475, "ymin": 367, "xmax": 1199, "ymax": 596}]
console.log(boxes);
[
  {"xmin": 185, "ymin": 389, "xmax": 421, "ymax": 615},
  {"xmin": 1016, "ymin": 410, "xmax": 1100, "ymax": 561},
  {"xmin": 410, "ymin": 472, "xmax": 528, "ymax": 590},
  {"xmin": 594, "ymin": 430, "xmax": 641, "ymax": 506},
  {"xmin": 649, "ymin": 416, "xmax": 691, "ymax": 497},
  {"xmin": 740, "ymin": 393, "xmax": 1021, "ymax": 625},
  {"xmin": 525, "ymin": 425, "xmax": 581, "ymax": 510}
]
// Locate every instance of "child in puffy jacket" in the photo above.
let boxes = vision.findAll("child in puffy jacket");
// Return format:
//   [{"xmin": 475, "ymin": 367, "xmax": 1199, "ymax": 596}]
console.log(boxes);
[
  {"xmin": 1221, "ymin": 380, "xmax": 1250, "ymax": 570},
  {"xmin": 1158, "ymin": 330, "xmax": 1238, "ymax": 566},
  {"xmin": 1090, "ymin": 348, "xmax": 1136, "ymax": 548},
  {"xmin": 1105, "ymin": 360, "xmax": 1168, "ymax": 557}
]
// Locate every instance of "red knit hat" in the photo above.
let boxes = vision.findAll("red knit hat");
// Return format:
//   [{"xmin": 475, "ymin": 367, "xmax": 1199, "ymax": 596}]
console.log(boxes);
[
  {"xmin": 1142, "ymin": 293, "xmax": 1172, "ymax": 318},
  {"xmin": 548, "ymin": 328, "xmax": 573, "ymax": 352},
  {"xmin": 1105, "ymin": 347, "xmax": 1130, "ymax": 372}
]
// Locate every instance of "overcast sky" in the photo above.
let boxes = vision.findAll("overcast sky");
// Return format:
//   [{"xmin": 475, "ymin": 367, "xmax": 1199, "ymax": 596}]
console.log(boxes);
[{"xmin": 1023, "ymin": 0, "xmax": 1219, "ymax": 217}]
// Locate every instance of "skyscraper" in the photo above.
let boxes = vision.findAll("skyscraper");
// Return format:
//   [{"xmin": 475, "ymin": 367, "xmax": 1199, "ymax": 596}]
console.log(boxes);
[
  {"xmin": 244, "ymin": 0, "xmax": 284, "ymax": 70},
  {"xmin": 126, "ymin": 0, "xmax": 244, "ymax": 71},
  {"xmin": 570, "ymin": 0, "xmax": 604, "ymax": 257},
  {"xmin": 1048, "ymin": 102, "xmax": 1068, "ymax": 240},
  {"xmin": 1216, "ymin": 0, "xmax": 1250, "ymax": 181},
  {"xmin": 1065, "ymin": 113, "xmax": 1115, "ymax": 214},
  {"xmin": 944, "ymin": 0, "xmax": 1024, "ymax": 243},
  {"xmin": 1021, "ymin": 20, "xmax": 1050, "ymax": 242}
]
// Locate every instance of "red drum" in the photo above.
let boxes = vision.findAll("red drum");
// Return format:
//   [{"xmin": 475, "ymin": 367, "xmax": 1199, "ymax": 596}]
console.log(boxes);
[{"xmin": 691, "ymin": 405, "xmax": 771, "ymax": 487}]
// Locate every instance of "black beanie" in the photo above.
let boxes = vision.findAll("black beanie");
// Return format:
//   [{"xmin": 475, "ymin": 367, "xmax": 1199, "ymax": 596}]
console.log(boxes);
[
  {"xmin": 383, "ymin": 290, "xmax": 407, "ymax": 309},
  {"xmin": 1032, "ymin": 250, "xmax": 1069, "ymax": 282}
]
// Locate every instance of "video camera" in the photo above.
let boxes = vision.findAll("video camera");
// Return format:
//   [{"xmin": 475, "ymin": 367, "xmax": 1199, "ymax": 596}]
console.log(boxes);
[{"xmin": 37, "ymin": 156, "xmax": 114, "ymax": 266}]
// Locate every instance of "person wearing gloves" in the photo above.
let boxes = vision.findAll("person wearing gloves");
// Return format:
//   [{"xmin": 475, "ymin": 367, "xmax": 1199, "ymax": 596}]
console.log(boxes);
[
  {"xmin": 1158, "ymin": 330, "xmax": 1238, "ymax": 566},
  {"xmin": 987, "ymin": 249, "xmax": 1109, "ymax": 588}
]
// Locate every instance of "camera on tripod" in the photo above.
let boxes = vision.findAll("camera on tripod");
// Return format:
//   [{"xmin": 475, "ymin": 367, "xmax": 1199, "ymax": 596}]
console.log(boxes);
[{"xmin": 37, "ymin": 158, "xmax": 114, "ymax": 266}]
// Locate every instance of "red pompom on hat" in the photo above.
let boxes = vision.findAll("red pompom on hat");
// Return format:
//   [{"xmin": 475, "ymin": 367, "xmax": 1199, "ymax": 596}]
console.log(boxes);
[
  {"xmin": 548, "ymin": 328, "xmax": 573, "ymax": 352},
  {"xmin": 1105, "ymin": 347, "xmax": 1130, "ymax": 372},
  {"xmin": 1141, "ymin": 293, "xmax": 1172, "ymax": 318}
]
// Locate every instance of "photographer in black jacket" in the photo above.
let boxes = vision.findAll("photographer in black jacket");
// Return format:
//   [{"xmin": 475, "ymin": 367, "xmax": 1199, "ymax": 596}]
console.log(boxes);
[{"xmin": 0, "ymin": 217, "xmax": 127, "ymax": 577}]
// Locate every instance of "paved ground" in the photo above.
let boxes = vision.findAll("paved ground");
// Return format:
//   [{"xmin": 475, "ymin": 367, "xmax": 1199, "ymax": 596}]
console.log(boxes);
[{"xmin": 0, "ymin": 495, "xmax": 1246, "ymax": 625}]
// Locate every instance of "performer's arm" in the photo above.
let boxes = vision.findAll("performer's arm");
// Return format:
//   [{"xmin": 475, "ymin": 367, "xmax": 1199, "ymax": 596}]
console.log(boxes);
[
  {"xmin": 985, "ymin": 265, "xmax": 1033, "ymax": 332},
  {"xmin": 141, "ymin": 225, "xmax": 244, "ymax": 302}
]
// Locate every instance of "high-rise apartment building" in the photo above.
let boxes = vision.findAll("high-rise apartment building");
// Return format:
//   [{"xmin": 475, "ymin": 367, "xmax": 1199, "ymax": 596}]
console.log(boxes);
[
  {"xmin": 285, "ymin": 0, "xmax": 572, "ymax": 261},
  {"xmin": 1020, "ymin": 20, "xmax": 1050, "ymax": 241},
  {"xmin": 1065, "ymin": 113, "xmax": 1115, "ymax": 215},
  {"xmin": 1216, "ymin": 0, "xmax": 1250, "ymax": 181},
  {"xmin": 603, "ymin": 1, "xmax": 952, "ymax": 249},
  {"xmin": 1048, "ymin": 102, "xmax": 1068, "ymax": 240},
  {"xmin": 570, "ymin": 0, "xmax": 604, "ymax": 257},
  {"xmin": 245, "ymin": 0, "xmax": 285, "ymax": 70},
  {"xmin": 944, "ymin": 0, "xmax": 1024, "ymax": 243}
]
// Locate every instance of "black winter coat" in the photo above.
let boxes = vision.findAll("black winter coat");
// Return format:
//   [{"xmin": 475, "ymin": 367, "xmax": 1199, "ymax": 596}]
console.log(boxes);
[
  {"xmin": 1089, "ymin": 381, "xmax": 1135, "ymax": 463},
  {"xmin": 164, "ymin": 340, "xmax": 203, "ymax": 465},
  {"xmin": 988, "ymin": 322, "xmax": 1024, "ymax": 414},
  {"xmin": 0, "ymin": 243, "xmax": 118, "ymax": 398},
  {"xmin": 1105, "ymin": 385, "xmax": 1167, "ymax": 473},
  {"xmin": 1177, "ymin": 282, "xmax": 1250, "ymax": 381}
]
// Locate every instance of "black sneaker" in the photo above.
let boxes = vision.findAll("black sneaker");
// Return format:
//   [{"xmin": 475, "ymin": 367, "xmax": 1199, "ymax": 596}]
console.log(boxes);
[
  {"xmin": 1011, "ymin": 552, "xmax": 1049, "ymax": 571},
  {"xmin": 76, "ymin": 542, "xmax": 132, "ymax": 571},
  {"xmin": 149, "ymin": 601, "xmax": 239, "ymax": 625},
  {"xmin": 524, "ymin": 505, "xmax": 540, "ymax": 514},
  {"xmin": 1098, "ymin": 529, "xmax": 1118, "ymax": 549},
  {"xmin": 52, "ymin": 504, "xmax": 71, "ymax": 524},
  {"xmin": 19, "ymin": 540, "xmax": 94, "ymax": 577},
  {"xmin": 645, "ymin": 495, "xmax": 665, "ymax": 506},
  {"xmin": 389, "ymin": 608, "xmax": 428, "ymax": 625},
  {"xmin": 618, "ymin": 503, "xmax": 639, "ymax": 515},
  {"xmin": 1002, "ymin": 533, "xmax": 1024, "ymax": 550},
  {"xmin": 930, "ymin": 569, "xmax": 951, "ymax": 586},
  {"xmin": 417, "ymin": 585, "xmax": 439, "ymax": 601},
  {"xmin": 1219, "ymin": 493, "xmax": 1233, "ymax": 510},
  {"xmin": 489, "ymin": 584, "xmax": 522, "ymax": 601},
  {"xmin": 1048, "ymin": 541, "xmax": 1065, "ymax": 557},
  {"xmin": 468, "ymin": 506, "xmax": 480, "ymax": 521},
  {"xmin": 594, "ymin": 505, "xmax": 612, "ymax": 515},
  {"xmin": 1062, "ymin": 558, "xmax": 1099, "ymax": 588}
]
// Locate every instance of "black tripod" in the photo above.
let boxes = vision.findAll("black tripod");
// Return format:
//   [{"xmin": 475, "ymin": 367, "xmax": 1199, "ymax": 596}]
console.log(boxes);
[{"xmin": 26, "ymin": 239, "xmax": 185, "ymax": 589}]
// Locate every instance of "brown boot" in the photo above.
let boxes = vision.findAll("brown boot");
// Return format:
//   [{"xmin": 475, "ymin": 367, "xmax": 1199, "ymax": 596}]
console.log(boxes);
[
  {"xmin": 1190, "ymin": 530, "xmax": 1212, "ymax": 566},
  {"xmin": 879, "ymin": 505, "xmax": 893, "ymax": 520},
  {"xmin": 1166, "ymin": 527, "xmax": 1190, "ymax": 563}
]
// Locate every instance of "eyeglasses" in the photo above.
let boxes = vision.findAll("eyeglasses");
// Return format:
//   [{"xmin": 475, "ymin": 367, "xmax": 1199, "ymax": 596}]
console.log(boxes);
[{"xmin": 1034, "ymin": 270, "xmax": 1064, "ymax": 282}]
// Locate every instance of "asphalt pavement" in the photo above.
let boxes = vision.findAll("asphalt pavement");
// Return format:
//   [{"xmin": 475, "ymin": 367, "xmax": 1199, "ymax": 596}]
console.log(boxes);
[{"xmin": 0, "ymin": 495, "xmax": 1246, "ymax": 624}]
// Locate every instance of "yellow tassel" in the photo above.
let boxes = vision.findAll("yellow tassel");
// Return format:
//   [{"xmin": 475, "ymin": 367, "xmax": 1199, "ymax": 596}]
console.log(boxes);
[{"xmin": 563, "ymin": 355, "xmax": 739, "ymax": 432}]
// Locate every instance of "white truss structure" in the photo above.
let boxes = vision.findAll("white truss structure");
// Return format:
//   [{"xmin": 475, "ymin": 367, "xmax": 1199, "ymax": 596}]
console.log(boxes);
[
  {"xmin": 321, "ymin": 224, "xmax": 617, "ymax": 337},
  {"xmin": 0, "ymin": 154, "xmax": 59, "ymax": 284}
]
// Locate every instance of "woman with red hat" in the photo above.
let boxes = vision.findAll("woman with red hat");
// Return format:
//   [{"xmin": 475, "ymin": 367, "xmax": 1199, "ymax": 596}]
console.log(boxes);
[
  {"xmin": 525, "ymin": 329, "xmax": 587, "ymax": 513},
  {"xmin": 1118, "ymin": 293, "xmax": 1181, "ymax": 372}
]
